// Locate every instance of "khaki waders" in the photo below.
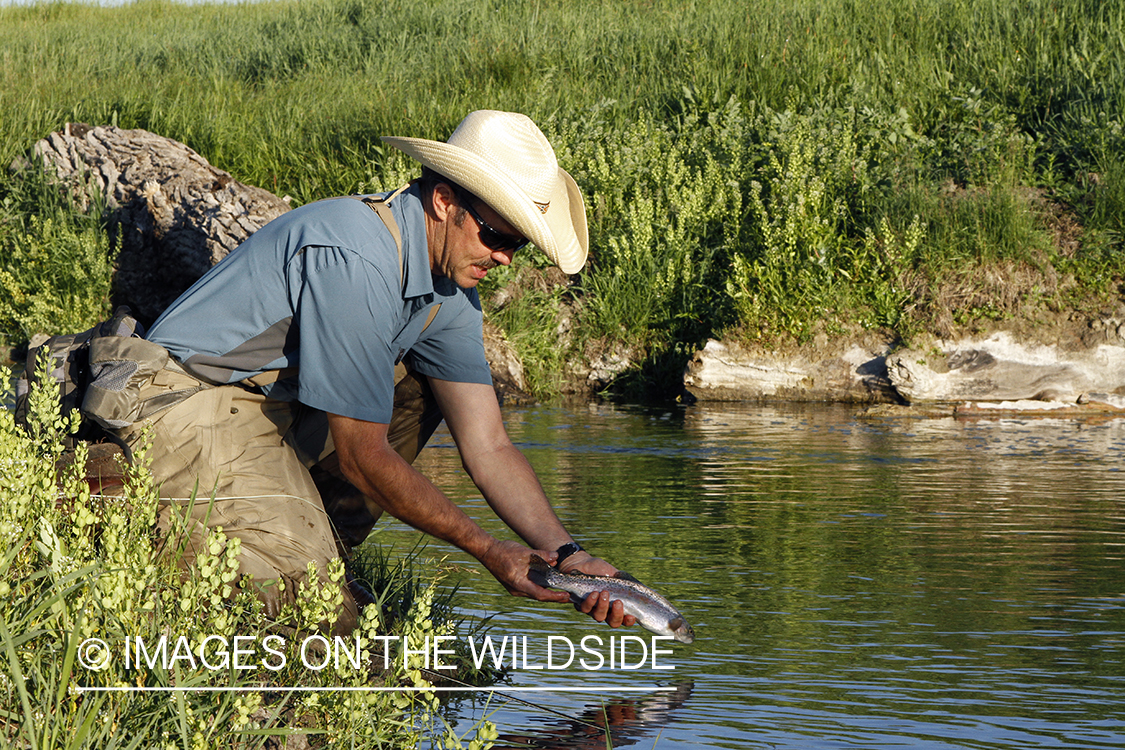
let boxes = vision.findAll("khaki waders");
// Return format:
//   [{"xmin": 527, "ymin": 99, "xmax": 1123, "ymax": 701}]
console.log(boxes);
[{"xmin": 115, "ymin": 361, "xmax": 443, "ymax": 634}]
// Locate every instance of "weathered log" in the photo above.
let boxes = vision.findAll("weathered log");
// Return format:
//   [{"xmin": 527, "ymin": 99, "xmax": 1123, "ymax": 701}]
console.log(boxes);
[
  {"xmin": 885, "ymin": 332, "xmax": 1125, "ymax": 406},
  {"xmin": 31, "ymin": 123, "xmax": 291, "ymax": 324},
  {"xmin": 684, "ymin": 337, "xmax": 901, "ymax": 403},
  {"xmin": 686, "ymin": 330, "xmax": 1125, "ymax": 410}
]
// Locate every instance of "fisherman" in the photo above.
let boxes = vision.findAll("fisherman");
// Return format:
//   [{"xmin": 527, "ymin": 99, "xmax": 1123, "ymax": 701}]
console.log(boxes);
[{"xmin": 107, "ymin": 110, "xmax": 636, "ymax": 634}]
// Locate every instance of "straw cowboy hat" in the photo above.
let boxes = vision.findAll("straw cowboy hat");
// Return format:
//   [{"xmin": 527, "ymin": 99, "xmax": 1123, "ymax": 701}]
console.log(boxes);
[{"xmin": 382, "ymin": 110, "xmax": 589, "ymax": 274}]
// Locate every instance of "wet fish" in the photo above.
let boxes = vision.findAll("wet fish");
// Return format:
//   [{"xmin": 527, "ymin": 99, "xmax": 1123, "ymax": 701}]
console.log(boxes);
[{"xmin": 529, "ymin": 555, "xmax": 696, "ymax": 644}]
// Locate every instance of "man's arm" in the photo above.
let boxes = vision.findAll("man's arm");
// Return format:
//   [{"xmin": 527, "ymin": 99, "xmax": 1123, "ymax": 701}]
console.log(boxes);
[
  {"xmin": 428, "ymin": 377, "xmax": 636, "ymax": 628},
  {"xmin": 327, "ymin": 412, "xmax": 568, "ymax": 604}
]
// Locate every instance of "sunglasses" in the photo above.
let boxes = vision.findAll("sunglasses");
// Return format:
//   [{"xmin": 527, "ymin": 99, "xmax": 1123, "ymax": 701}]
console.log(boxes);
[{"xmin": 455, "ymin": 188, "xmax": 530, "ymax": 253}]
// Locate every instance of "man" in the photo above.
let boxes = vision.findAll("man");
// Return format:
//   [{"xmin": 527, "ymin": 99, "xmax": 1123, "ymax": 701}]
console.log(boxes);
[{"xmin": 114, "ymin": 110, "xmax": 635, "ymax": 634}]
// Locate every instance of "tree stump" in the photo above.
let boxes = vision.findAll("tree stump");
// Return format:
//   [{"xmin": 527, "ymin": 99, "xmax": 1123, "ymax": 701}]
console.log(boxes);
[{"xmin": 31, "ymin": 123, "xmax": 291, "ymax": 324}]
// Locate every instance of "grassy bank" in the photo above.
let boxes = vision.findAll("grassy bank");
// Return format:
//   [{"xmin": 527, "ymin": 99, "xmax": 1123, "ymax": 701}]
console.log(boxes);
[{"xmin": 1, "ymin": 0, "xmax": 1122, "ymax": 398}]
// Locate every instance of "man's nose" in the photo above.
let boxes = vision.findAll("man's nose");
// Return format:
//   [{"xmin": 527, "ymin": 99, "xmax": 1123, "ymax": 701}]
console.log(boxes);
[{"xmin": 491, "ymin": 248, "xmax": 515, "ymax": 266}]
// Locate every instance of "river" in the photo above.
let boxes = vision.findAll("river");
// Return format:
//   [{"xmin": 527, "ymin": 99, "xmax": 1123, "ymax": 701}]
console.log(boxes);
[{"xmin": 372, "ymin": 401, "xmax": 1125, "ymax": 749}]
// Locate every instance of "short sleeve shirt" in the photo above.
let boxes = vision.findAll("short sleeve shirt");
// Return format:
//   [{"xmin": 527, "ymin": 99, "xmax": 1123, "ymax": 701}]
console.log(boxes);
[{"xmin": 145, "ymin": 185, "xmax": 493, "ymax": 424}]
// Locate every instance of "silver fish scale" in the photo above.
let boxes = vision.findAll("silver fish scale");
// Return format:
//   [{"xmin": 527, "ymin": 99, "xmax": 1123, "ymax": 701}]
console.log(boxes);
[{"xmin": 532, "ymin": 558, "xmax": 695, "ymax": 644}]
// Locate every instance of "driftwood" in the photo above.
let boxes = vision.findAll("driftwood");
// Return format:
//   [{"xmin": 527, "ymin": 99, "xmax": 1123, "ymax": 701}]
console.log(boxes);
[
  {"xmin": 885, "ymin": 332, "xmax": 1125, "ymax": 406},
  {"xmin": 31, "ymin": 123, "xmax": 291, "ymax": 324},
  {"xmin": 683, "ymin": 337, "xmax": 900, "ymax": 404},
  {"xmin": 685, "ymin": 330, "xmax": 1125, "ymax": 411}
]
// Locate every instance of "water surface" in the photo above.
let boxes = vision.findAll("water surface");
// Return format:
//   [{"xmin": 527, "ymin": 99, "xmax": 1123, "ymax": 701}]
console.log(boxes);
[{"xmin": 377, "ymin": 402, "xmax": 1125, "ymax": 749}]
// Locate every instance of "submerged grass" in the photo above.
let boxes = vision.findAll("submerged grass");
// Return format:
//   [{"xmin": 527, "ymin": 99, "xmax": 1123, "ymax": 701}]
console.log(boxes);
[{"xmin": 0, "ymin": 0, "xmax": 1122, "ymax": 391}]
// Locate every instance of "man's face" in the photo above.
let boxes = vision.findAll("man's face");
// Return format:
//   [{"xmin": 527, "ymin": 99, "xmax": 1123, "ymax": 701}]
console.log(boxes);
[{"xmin": 429, "ymin": 185, "xmax": 527, "ymax": 289}]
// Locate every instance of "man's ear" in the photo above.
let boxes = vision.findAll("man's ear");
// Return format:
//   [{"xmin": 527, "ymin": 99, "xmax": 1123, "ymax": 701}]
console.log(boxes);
[{"xmin": 429, "ymin": 182, "xmax": 457, "ymax": 222}]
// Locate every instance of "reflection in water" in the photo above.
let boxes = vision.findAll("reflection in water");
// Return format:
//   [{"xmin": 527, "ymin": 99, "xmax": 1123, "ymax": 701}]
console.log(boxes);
[
  {"xmin": 385, "ymin": 403, "xmax": 1125, "ymax": 749},
  {"xmin": 483, "ymin": 682, "xmax": 693, "ymax": 750}
]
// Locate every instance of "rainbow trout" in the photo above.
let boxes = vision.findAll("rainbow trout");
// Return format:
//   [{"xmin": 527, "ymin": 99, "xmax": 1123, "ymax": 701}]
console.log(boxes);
[{"xmin": 529, "ymin": 555, "xmax": 696, "ymax": 644}]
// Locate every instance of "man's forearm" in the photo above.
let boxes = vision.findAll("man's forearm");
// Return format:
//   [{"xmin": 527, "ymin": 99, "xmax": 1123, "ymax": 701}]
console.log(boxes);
[
  {"xmin": 328, "ymin": 412, "xmax": 570, "ymax": 603},
  {"xmin": 462, "ymin": 442, "xmax": 575, "ymax": 552},
  {"xmin": 330, "ymin": 416, "xmax": 496, "ymax": 559},
  {"xmin": 464, "ymin": 439, "xmax": 624, "ymax": 585}
]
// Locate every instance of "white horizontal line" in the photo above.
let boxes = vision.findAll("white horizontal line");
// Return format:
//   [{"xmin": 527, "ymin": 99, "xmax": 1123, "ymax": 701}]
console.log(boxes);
[{"xmin": 77, "ymin": 685, "xmax": 674, "ymax": 694}]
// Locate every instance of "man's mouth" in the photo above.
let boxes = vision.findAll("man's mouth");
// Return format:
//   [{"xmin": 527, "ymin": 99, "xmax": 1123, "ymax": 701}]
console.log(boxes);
[{"xmin": 471, "ymin": 259, "xmax": 500, "ymax": 279}]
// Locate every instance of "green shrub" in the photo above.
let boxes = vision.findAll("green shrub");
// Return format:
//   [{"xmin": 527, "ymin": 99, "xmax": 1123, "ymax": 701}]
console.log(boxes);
[
  {"xmin": 552, "ymin": 97, "xmax": 748, "ymax": 346},
  {"xmin": 731, "ymin": 115, "xmax": 842, "ymax": 339},
  {"xmin": 0, "ymin": 212, "xmax": 116, "ymax": 346},
  {"xmin": 0, "ymin": 356, "xmax": 498, "ymax": 749},
  {"xmin": 853, "ymin": 215, "xmax": 926, "ymax": 335}
]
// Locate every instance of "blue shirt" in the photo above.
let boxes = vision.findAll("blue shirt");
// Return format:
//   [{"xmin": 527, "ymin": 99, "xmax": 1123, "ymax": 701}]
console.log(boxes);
[{"xmin": 146, "ymin": 184, "xmax": 492, "ymax": 424}]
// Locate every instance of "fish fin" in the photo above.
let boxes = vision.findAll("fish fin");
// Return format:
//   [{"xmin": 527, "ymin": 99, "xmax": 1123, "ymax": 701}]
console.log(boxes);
[
  {"xmin": 613, "ymin": 571, "xmax": 641, "ymax": 583},
  {"xmin": 528, "ymin": 554, "xmax": 552, "ymax": 573},
  {"xmin": 668, "ymin": 616, "xmax": 684, "ymax": 630}
]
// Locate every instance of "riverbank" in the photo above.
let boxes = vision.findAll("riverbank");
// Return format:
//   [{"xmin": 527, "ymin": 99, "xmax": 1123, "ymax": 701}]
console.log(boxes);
[
  {"xmin": 1, "ymin": 0, "xmax": 1122, "ymax": 405},
  {"xmin": 682, "ymin": 299, "xmax": 1125, "ymax": 405}
]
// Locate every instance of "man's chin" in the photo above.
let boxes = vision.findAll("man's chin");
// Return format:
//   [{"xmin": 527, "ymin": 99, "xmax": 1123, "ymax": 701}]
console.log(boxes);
[
  {"xmin": 453, "ymin": 273, "xmax": 483, "ymax": 289},
  {"xmin": 456, "ymin": 265, "xmax": 491, "ymax": 288}
]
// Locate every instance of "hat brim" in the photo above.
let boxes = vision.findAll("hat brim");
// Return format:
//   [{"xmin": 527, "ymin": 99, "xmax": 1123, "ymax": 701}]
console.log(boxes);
[{"xmin": 382, "ymin": 135, "xmax": 588, "ymax": 274}]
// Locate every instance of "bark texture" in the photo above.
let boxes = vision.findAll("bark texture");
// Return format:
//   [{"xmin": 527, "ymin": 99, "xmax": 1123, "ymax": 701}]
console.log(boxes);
[{"xmin": 31, "ymin": 123, "xmax": 291, "ymax": 324}]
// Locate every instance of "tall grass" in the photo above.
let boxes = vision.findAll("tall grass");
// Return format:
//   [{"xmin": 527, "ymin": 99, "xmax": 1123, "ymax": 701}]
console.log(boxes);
[
  {"xmin": 2, "ymin": 0, "xmax": 1120, "ymax": 197},
  {"xmin": 1, "ymin": 0, "xmax": 1122, "ymax": 387}
]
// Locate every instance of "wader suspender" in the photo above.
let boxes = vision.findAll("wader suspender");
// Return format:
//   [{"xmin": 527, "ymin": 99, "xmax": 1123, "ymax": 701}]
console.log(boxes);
[{"xmin": 241, "ymin": 186, "xmax": 441, "ymax": 390}]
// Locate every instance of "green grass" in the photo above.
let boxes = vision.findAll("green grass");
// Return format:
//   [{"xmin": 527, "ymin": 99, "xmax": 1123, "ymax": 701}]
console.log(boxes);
[{"xmin": 1, "ymin": 0, "xmax": 1122, "ymax": 392}]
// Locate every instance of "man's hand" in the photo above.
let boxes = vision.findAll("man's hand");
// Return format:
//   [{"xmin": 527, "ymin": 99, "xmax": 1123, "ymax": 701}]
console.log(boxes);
[
  {"xmin": 426, "ymin": 379, "xmax": 636, "ymax": 629},
  {"xmin": 557, "ymin": 550, "xmax": 617, "ymax": 577},
  {"xmin": 558, "ymin": 550, "xmax": 638, "ymax": 629},
  {"xmin": 478, "ymin": 540, "xmax": 571, "ymax": 603}
]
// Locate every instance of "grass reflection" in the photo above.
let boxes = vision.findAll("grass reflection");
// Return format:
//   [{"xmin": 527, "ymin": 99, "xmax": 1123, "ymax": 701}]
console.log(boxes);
[{"xmin": 400, "ymin": 403, "xmax": 1125, "ymax": 749}]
